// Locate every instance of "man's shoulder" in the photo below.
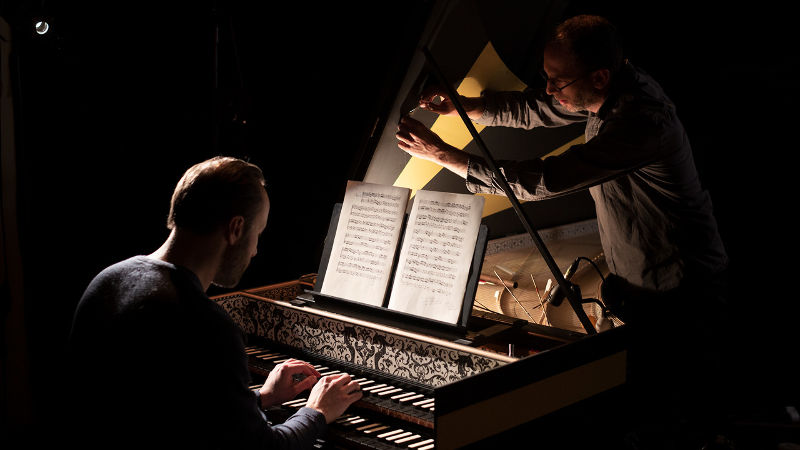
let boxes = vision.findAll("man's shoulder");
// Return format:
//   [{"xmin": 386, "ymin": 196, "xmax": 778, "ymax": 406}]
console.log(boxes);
[
  {"xmin": 79, "ymin": 256, "xmax": 178, "ymax": 308},
  {"xmin": 606, "ymin": 66, "xmax": 678, "ymax": 130},
  {"xmin": 620, "ymin": 64, "xmax": 674, "ymax": 109}
]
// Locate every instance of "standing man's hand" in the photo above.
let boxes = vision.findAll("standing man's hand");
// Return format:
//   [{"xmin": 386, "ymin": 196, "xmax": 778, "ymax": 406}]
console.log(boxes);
[
  {"xmin": 396, "ymin": 116, "xmax": 449, "ymax": 162},
  {"xmin": 258, "ymin": 359, "xmax": 321, "ymax": 408},
  {"xmin": 305, "ymin": 373, "xmax": 363, "ymax": 423},
  {"xmin": 396, "ymin": 116, "xmax": 468, "ymax": 178},
  {"xmin": 418, "ymin": 86, "xmax": 485, "ymax": 120}
]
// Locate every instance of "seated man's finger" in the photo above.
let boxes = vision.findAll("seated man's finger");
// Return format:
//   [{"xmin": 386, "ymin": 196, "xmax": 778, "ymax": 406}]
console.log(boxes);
[
  {"xmin": 293, "ymin": 374, "xmax": 318, "ymax": 393},
  {"xmin": 283, "ymin": 359, "xmax": 322, "ymax": 378}
]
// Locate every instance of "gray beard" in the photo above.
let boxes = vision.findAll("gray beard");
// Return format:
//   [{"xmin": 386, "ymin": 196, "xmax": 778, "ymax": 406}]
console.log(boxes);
[{"xmin": 569, "ymin": 88, "xmax": 603, "ymax": 113}]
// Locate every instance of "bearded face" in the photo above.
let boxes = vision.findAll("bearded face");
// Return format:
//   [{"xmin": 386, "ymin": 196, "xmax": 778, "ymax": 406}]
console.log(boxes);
[
  {"xmin": 212, "ymin": 190, "xmax": 269, "ymax": 289},
  {"xmin": 543, "ymin": 45, "xmax": 607, "ymax": 113},
  {"xmin": 212, "ymin": 236, "xmax": 252, "ymax": 288}
]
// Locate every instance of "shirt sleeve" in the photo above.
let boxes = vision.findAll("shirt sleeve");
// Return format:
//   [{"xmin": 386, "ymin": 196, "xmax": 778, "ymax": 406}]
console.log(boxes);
[
  {"xmin": 474, "ymin": 88, "xmax": 588, "ymax": 129},
  {"xmin": 266, "ymin": 407, "xmax": 328, "ymax": 448},
  {"xmin": 466, "ymin": 99, "xmax": 671, "ymax": 200}
]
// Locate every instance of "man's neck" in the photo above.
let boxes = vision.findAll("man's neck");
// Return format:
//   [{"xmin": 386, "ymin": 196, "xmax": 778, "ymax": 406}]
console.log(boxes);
[
  {"xmin": 149, "ymin": 229, "xmax": 223, "ymax": 291},
  {"xmin": 586, "ymin": 90, "xmax": 609, "ymax": 114}
]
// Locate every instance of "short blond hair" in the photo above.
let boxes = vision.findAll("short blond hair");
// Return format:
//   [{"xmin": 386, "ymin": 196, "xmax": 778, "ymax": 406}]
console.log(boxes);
[{"xmin": 167, "ymin": 156, "xmax": 265, "ymax": 233}]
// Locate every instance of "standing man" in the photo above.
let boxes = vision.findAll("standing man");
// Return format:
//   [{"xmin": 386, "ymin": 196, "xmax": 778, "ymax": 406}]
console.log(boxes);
[
  {"xmin": 397, "ymin": 14, "xmax": 730, "ymax": 444},
  {"xmin": 398, "ymin": 15, "xmax": 727, "ymax": 295},
  {"xmin": 68, "ymin": 156, "xmax": 361, "ymax": 449}
]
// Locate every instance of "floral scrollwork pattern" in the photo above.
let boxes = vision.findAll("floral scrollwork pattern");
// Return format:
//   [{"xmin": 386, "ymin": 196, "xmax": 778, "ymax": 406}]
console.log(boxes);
[{"xmin": 215, "ymin": 293, "xmax": 508, "ymax": 387}]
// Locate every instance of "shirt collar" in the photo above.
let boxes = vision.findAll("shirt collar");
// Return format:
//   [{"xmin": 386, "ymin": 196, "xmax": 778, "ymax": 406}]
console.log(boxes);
[{"xmin": 597, "ymin": 60, "xmax": 635, "ymax": 119}]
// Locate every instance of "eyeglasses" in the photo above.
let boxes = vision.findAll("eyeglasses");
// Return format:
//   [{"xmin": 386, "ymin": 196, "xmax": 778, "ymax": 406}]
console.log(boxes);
[{"xmin": 539, "ymin": 70, "xmax": 587, "ymax": 92}]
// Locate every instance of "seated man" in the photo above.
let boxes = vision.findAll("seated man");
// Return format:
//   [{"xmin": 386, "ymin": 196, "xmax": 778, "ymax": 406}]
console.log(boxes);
[{"xmin": 68, "ymin": 156, "xmax": 362, "ymax": 449}]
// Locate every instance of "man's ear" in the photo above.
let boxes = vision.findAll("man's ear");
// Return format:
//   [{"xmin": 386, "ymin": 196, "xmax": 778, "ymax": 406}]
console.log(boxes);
[
  {"xmin": 591, "ymin": 69, "xmax": 611, "ymax": 91},
  {"xmin": 225, "ymin": 216, "xmax": 246, "ymax": 245}
]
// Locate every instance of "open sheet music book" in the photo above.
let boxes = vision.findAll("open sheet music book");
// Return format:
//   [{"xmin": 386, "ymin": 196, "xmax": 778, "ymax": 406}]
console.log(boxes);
[{"xmin": 319, "ymin": 181, "xmax": 485, "ymax": 325}]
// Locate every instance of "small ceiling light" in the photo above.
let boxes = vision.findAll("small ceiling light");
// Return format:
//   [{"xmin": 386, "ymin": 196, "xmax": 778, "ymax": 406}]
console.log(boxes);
[{"xmin": 35, "ymin": 20, "xmax": 50, "ymax": 35}]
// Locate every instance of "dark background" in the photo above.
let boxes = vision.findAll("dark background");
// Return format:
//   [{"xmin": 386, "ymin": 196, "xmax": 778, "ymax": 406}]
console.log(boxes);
[{"xmin": 2, "ymin": 0, "xmax": 797, "ymax": 446}]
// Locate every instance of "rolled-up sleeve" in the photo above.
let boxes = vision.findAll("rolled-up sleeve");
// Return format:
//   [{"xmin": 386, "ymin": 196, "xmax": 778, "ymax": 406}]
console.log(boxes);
[
  {"xmin": 475, "ymin": 88, "xmax": 588, "ymax": 129},
  {"xmin": 466, "ymin": 98, "xmax": 669, "ymax": 200}
]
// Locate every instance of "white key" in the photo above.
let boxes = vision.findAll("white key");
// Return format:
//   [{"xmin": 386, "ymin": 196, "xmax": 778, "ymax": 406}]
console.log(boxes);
[
  {"xmin": 398, "ymin": 394, "xmax": 425, "ymax": 403},
  {"xmin": 416, "ymin": 400, "xmax": 435, "ymax": 409},
  {"xmin": 356, "ymin": 422, "xmax": 384, "ymax": 432},
  {"xmin": 281, "ymin": 398, "xmax": 307, "ymax": 407},
  {"xmin": 385, "ymin": 431, "xmax": 413, "ymax": 441},
  {"xmin": 369, "ymin": 386, "xmax": 397, "ymax": 395},
  {"xmin": 334, "ymin": 414, "xmax": 354, "ymax": 423},
  {"xmin": 408, "ymin": 438, "xmax": 435, "ymax": 448},
  {"xmin": 377, "ymin": 388, "xmax": 404, "ymax": 396},
  {"xmin": 392, "ymin": 392, "xmax": 419, "ymax": 401},
  {"xmin": 377, "ymin": 429, "xmax": 405, "ymax": 439},
  {"xmin": 394, "ymin": 434, "xmax": 421, "ymax": 444}
]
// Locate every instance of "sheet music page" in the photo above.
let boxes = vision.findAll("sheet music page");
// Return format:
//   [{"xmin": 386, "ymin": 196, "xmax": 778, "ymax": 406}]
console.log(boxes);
[
  {"xmin": 320, "ymin": 181, "xmax": 410, "ymax": 306},
  {"xmin": 387, "ymin": 190, "xmax": 484, "ymax": 324}
]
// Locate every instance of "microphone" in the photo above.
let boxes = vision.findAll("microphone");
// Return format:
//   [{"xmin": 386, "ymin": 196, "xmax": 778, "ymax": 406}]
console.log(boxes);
[{"xmin": 545, "ymin": 258, "xmax": 582, "ymax": 307}]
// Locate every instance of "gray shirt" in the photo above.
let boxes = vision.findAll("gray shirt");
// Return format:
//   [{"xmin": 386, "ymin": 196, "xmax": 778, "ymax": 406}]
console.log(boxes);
[{"xmin": 466, "ymin": 62, "xmax": 727, "ymax": 291}]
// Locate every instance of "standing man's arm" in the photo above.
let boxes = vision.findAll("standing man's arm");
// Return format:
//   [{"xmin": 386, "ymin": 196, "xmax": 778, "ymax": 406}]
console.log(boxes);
[
  {"xmin": 417, "ymin": 86, "xmax": 486, "ymax": 120},
  {"xmin": 476, "ymin": 88, "xmax": 588, "ymax": 129},
  {"xmin": 396, "ymin": 87, "xmax": 588, "ymax": 179}
]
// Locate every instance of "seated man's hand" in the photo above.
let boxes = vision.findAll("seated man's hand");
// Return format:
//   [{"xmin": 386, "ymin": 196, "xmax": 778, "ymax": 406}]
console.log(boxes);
[
  {"xmin": 258, "ymin": 359, "xmax": 320, "ymax": 408},
  {"xmin": 305, "ymin": 373, "xmax": 363, "ymax": 423}
]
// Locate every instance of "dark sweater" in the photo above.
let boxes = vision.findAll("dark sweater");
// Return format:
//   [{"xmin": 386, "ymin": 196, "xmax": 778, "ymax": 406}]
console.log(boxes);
[{"xmin": 68, "ymin": 255, "xmax": 326, "ymax": 449}]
